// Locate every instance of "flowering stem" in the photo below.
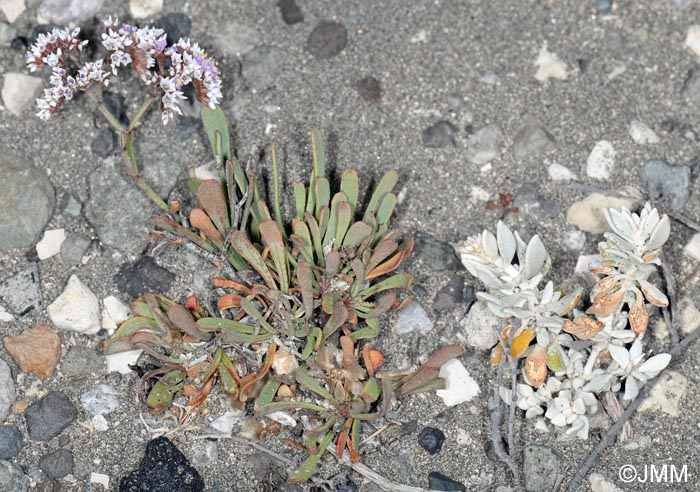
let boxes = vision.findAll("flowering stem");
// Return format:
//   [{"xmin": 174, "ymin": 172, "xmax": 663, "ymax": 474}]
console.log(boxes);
[{"xmin": 129, "ymin": 94, "xmax": 155, "ymax": 133}]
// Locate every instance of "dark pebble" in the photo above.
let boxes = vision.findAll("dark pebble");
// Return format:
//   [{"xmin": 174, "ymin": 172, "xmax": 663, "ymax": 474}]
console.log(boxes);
[
  {"xmin": 422, "ymin": 121, "xmax": 457, "ymax": 148},
  {"xmin": 428, "ymin": 472, "xmax": 465, "ymax": 491},
  {"xmin": 0, "ymin": 263, "xmax": 42, "ymax": 316},
  {"xmin": 11, "ymin": 36, "xmax": 28, "ymax": 50},
  {"xmin": 418, "ymin": 427, "xmax": 445, "ymax": 455},
  {"xmin": 433, "ymin": 275, "xmax": 464, "ymax": 312},
  {"xmin": 463, "ymin": 284, "xmax": 476, "ymax": 313},
  {"xmin": 413, "ymin": 231, "xmax": 463, "ymax": 271},
  {"xmin": 306, "ymin": 21, "xmax": 347, "ymax": 59},
  {"xmin": 278, "ymin": 0, "xmax": 304, "ymax": 25},
  {"xmin": 157, "ymin": 13, "xmax": 191, "ymax": 43},
  {"xmin": 0, "ymin": 425, "xmax": 24, "ymax": 459},
  {"xmin": 119, "ymin": 437, "xmax": 204, "ymax": 492},
  {"xmin": 173, "ymin": 117, "xmax": 201, "ymax": 142},
  {"xmin": 352, "ymin": 76, "xmax": 381, "ymax": 103},
  {"xmin": 25, "ymin": 392, "xmax": 78, "ymax": 441},
  {"xmin": 115, "ymin": 256, "xmax": 176, "ymax": 298},
  {"xmin": 689, "ymin": 156, "xmax": 700, "ymax": 179},
  {"xmin": 90, "ymin": 129, "xmax": 118, "ymax": 158},
  {"xmin": 98, "ymin": 91, "xmax": 129, "ymax": 128},
  {"xmin": 413, "ymin": 284, "xmax": 429, "ymax": 297},
  {"xmin": 39, "ymin": 448, "xmax": 73, "ymax": 479},
  {"xmin": 336, "ymin": 479, "xmax": 358, "ymax": 492}
]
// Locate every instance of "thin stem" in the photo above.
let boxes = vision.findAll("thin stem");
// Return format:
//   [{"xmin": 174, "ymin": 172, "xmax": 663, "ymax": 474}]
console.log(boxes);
[
  {"xmin": 129, "ymin": 94, "xmax": 156, "ymax": 132},
  {"xmin": 122, "ymin": 133, "xmax": 169, "ymax": 211},
  {"xmin": 86, "ymin": 90, "xmax": 127, "ymax": 133}
]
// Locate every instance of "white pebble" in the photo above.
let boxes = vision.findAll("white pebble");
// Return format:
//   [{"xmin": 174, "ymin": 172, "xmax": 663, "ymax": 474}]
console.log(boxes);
[
  {"xmin": 460, "ymin": 302, "xmax": 499, "ymax": 351},
  {"xmin": 90, "ymin": 472, "xmax": 109, "ymax": 490},
  {"xmin": 629, "ymin": 120, "xmax": 660, "ymax": 144},
  {"xmin": 589, "ymin": 473, "xmax": 625, "ymax": 492},
  {"xmin": 534, "ymin": 43, "xmax": 568, "ymax": 81},
  {"xmin": 435, "ymin": 359, "xmax": 480, "ymax": 407},
  {"xmin": 0, "ymin": 0, "xmax": 25, "ymax": 23},
  {"xmin": 586, "ymin": 141, "xmax": 616, "ymax": 180},
  {"xmin": 80, "ymin": 384, "xmax": 120, "ymax": 415},
  {"xmin": 685, "ymin": 25, "xmax": 700, "ymax": 56},
  {"xmin": 683, "ymin": 232, "xmax": 700, "ymax": 262},
  {"xmin": 395, "ymin": 302, "xmax": 433, "ymax": 335},
  {"xmin": 129, "ymin": 0, "xmax": 162, "ymax": 18},
  {"xmin": 48, "ymin": 275, "xmax": 101, "ymax": 334},
  {"xmin": 639, "ymin": 371, "xmax": 687, "ymax": 417},
  {"xmin": 211, "ymin": 410, "xmax": 241, "ymax": 434},
  {"xmin": 105, "ymin": 349, "xmax": 142, "ymax": 374},
  {"xmin": 560, "ymin": 229, "xmax": 586, "ymax": 252},
  {"xmin": 547, "ymin": 163, "xmax": 576, "ymax": 181},
  {"xmin": 102, "ymin": 296, "xmax": 131, "ymax": 331},
  {"xmin": 36, "ymin": 228, "xmax": 66, "ymax": 260},
  {"xmin": 91, "ymin": 414, "xmax": 109, "ymax": 432}
]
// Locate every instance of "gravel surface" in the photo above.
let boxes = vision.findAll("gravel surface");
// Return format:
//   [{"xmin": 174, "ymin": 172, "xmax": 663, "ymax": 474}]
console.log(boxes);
[{"xmin": 1, "ymin": 1, "xmax": 700, "ymax": 491}]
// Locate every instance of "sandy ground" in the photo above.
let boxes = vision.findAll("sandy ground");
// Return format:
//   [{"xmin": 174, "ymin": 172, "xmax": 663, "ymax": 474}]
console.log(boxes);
[{"xmin": 1, "ymin": 0, "xmax": 700, "ymax": 491}]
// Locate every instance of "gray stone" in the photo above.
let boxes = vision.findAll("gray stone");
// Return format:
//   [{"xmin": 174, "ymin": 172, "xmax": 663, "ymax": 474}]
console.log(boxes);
[
  {"xmin": 413, "ymin": 231, "xmax": 463, "ymax": 271},
  {"xmin": 422, "ymin": 121, "xmax": 457, "ymax": 148},
  {"xmin": 0, "ymin": 158, "xmax": 55, "ymax": 250},
  {"xmin": 428, "ymin": 472, "xmax": 465, "ymax": 491},
  {"xmin": 1, "ymin": 73, "xmax": 42, "ymax": 116},
  {"xmin": 85, "ymin": 158, "xmax": 156, "ymax": 255},
  {"xmin": 38, "ymin": 0, "xmax": 103, "ymax": 24},
  {"xmin": 136, "ymin": 139, "xmax": 189, "ymax": 199},
  {"xmin": 156, "ymin": 13, "xmax": 191, "ymax": 43},
  {"xmin": 0, "ymin": 22, "xmax": 16, "ymax": 45},
  {"xmin": 681, "ymin": 66, "xmax": 700, "ymax": 104},
  {"xmin": 433, "ymin": 275, "xmax": 464, "ymax": 311},
  {"xmin": 0, "ymin": 460, "xmax": 29, "ymax": 492},
  {"xmin": 39, "ymin": 448, "xmax": 73, "ymax": 479},
  {"xmin": 595, "ymin": 0, "xmax": 613, "ymax": 13},
  {"xmin": 0, "ymin": 425, "xmax": 23, "ymax": 459},
  {"xmin": 466, "ymin": 124, "xmax": 505, "ymax": 165},
  {"xmin": 60, "ymin": 234, "xmax": 92, "ymax": 266},
  {"xmin": 396, "ymin": 301, "xmax": 433, "ymax": 334},
  {"xmin": 60, "ymin": 345, "xmax": 106, "ymax": 379},
  {"xmin": 241, "ymin": 46, "xmax": 284, "ymax": 91},
  {"xmin": 60, "ymin": 193, "xmax": 82, "ymax": 217},
  {"xmin": 90, "ymin": 129, "xmax": 118, "ymax": 158},
  {"xmin": 0, "ymin": 360, "xmax": 15, "ymax": 422},
  {"xmin": 512, "ymin": 118, "xmax": 555, "ymax": 159},
  {"xmin": 0, "ymin": 263, "xmax": 42, "ymax": 315},
  {"xmin": 190, "ymin": 440, "xmax": 218, "ymax": 468},
  {"xmin": 306, "ymin": 21, "xmax": 347, "ymax": 59},
  {"xmin": 210, "ymin": 22, "xmax": 261, "ymax": 57},
  {"xmin": 639, "ymin": 160, "xmax": 691, "ymax": 210},
  {"xmin": 512, "ymin": 182, "xmax": 558, "ymax": 221},
  {"xmin": 523, "ymin": 444, "xmax": 563, "ymax": 492},
  {"xmin": 25, "ymin": 391, "xmax": 78, "ymax": 441}
]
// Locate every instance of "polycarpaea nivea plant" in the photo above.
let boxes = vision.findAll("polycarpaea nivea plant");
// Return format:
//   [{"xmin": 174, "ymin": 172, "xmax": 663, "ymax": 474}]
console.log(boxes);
[{"xmin": 459, "ymin": 203, "xmax": 672, "ymax": 439}]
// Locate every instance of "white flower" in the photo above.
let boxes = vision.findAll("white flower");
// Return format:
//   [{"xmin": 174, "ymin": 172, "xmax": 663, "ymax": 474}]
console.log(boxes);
[{"xmin": 544, "ymin": 388, "xmax": 597, "ymax": 439}]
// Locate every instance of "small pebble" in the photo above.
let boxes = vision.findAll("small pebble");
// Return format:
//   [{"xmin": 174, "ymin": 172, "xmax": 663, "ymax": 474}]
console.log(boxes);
[
  {"xmin": 586, "ymin": 140, "xmax": 615, "ymax": 180},
  {"xmin": 523, "ymin": 444, "xmax": 563, "ymax": 492},
  {"xmin": 396, "ymin": 301, "xmax": 434, "ymax": 335},
  {"xmin": 560, "ymin": 229, "xmax": 586, "ymax": 252},
  {"xmin": 428, "ymin": 471, "xmax": 466, "ymax": 491},
  {"xmin": 3, "ymin": 322, "xmax": 61, "ymax": 378},
  {"xmin": 90, "ymin": 129, "xmax": 118, "ymax": 158},
  {"xmin": 38, "ymin": 0, "xmax": 102, "ymax": 24},
  {"xmin": 352, "ymin": 76, "xmax": 381, "ymax": 103},
  {"xmin": 460, "ymin": 302, "xmax": 499, "ymax": 351},
  {"xmin": 80, "ymin": 384, "xmax": 120, "ymax": 416},
  {"xmin": 566, "ymin": 192, "xmax": 638, "ymax": 234},
  {"xmin": 436, "ymin": 359, "xmax": 480, "ymax": 407},
  {"xmin": 0, "ymin": 263, "xmax": 42, "ymax": 315},
  {"xmin": 466, "ymin": 124, "xmax": 505, "ymax": 165},
  {"xmin": 681, "ymin": 66, "xmax": 700, "ymax": 104},
  {"xmin": 105, "ymin": 349, "xmax": 142, "ymax": 374},
  {"xmin": 277, "ymin": 0, "xmax": 303, "ymax": 25},
  {"xmin": 433, "ymin": 275, "xmax": 464, "ymax": 311},
  {"xmin": 48, "ymin": 275, "xmax": 101, "ymax": 335},
  {"xmin": 547, "ymin": 163, "xmax": 576, "ymax": 181},
  {"xmin": 241, "ymin": 45, "xmax": 284, "ymax": 91},
  {"xmin": 512, "ymin": 118, "xmax": 555, "ymax": 159},
  {"xmin": 629, "ymin": 120, "xmax": 660, "ymax": 144},
  {"xmin": 534, "ymin": 43, "xmax": 568, "ymax": 81},
  {"xmin": 60, "ymin": 233, "xmax": 91, "ymax": 266},
  {"xmin": 39, "ymin": 448, "xmax": 73, "ymax": 479},
  {"xmin": 422, "ymin": 121, "xmax": 457, "ymax": 148},
  {"xmin": 413, "ymin": 284, "xmax": 428, "ymax": 297},
  {"xmin": 36, "ymin": 228, "xmax": 66, "ymax": 260},
  {"xmin": 418, "ymin": 427, "xmax": 445, "ymax": 455},
  {"xmin": 61, "ymin": 345, "xmax": 106, "ymax": 379},
  {"xmin": 115, "ymin": 256, "xmax": 175, "ymax": 298},
  {"xmin": 685, "ymin": 25, "xmax": 700, "ymax": 56},
  {"xmin": 61, "ymin": 193, "xmax": 82, "ymax": 217},
  {"xmin": 129, "ymin": 0, "xmax": 163, "ymax": 19},
  {"xmin": 25, "ymin": 391, "xmax": 78, "ymax": 441},
  {"xmin": 0, "ymin": 0, "xmax": 25, "ymax": 23},
  {"xmin": 306, "ymin": 21, "xmax": 347, "ymax": 59},
  {"xmin": 413, "ymin": 232, "xmax": 463, "ymax": 271},
  {"xmin": 0, "ymin": 425, "xmax": 23, "ymax": 459},
  {"xmin": 639, "ymin": 159, "xmax": 691, "ymax": 210}
]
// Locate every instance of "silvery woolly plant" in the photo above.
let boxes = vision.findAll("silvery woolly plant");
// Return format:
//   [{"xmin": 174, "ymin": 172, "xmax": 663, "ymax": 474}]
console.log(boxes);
[{"xmin": 459, "ymin": 203, "xmax": 672, "ymax": 440}]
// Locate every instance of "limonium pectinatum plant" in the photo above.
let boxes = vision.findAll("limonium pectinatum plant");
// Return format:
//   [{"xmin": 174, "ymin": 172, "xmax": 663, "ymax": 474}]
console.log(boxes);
[
  {"xmin": 29, "ymin": 19, "xmax": 464, "ymax": 483},
  {"xmin": 459, "ymin": 203, "xmax": 672, "ymax": 440}
]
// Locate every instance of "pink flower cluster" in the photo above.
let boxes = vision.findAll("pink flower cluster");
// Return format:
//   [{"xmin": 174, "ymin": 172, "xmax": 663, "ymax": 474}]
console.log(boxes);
[{"xmin": 26, "ymin": 18, "xmax": 223, "ymax": 124}]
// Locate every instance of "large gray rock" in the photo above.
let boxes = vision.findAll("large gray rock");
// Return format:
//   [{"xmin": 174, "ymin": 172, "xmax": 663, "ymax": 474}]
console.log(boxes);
[
  {"xmin": 0, "ymin": 460, "xmax": 29, "ymax": 492},
  {"xmin": 639, "ymin": 160, "xmax": 691, "ymax": 211},
  {"xmin": 0, "ymin": 158, "xmax": 55, "ymax": 250},
  {"xmin": 242, "ymin": 46, "xmax": 284, "ymax": 91},
  {"xmin": 85, "ymin": 158, "xmax": 156, "ymax": 255},
  {"xmin": 38, "ymin": 0, "xmax": 103, "ymax": 24}
]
